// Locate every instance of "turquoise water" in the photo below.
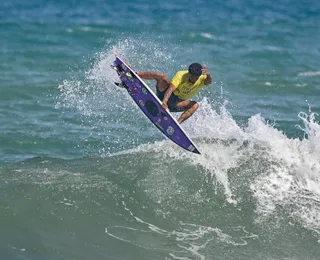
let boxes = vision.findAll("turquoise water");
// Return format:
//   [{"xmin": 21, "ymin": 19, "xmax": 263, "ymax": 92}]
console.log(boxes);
[{"xmin": 1, "ymin": 0, "xmax": 320, "ymax": 259}]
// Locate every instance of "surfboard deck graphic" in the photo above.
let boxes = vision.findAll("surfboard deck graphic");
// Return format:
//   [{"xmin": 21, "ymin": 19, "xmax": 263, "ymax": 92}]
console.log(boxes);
[{"xmin": 112, "ymin": 56, "xmax": 200, "ymax": 154}]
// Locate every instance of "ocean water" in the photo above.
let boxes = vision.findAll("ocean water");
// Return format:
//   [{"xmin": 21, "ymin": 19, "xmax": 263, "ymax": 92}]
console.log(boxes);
[{"xmin": 1, "ymin": 0, "xmax": 320, "ymax": 259}]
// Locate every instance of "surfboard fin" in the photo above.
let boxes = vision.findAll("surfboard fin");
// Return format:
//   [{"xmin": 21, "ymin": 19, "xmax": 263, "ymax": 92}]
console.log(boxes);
[
  {"xmin": 114, "ymin": 82, "xmax": 128, "ymax": 89},
  {"xmin": 111, "ymin": 65, "xmax": 119, "ymax": 70}
]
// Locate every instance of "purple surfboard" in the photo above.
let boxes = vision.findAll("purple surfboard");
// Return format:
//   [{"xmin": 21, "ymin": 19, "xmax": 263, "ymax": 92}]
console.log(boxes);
[{"xmin": 112, "ymin": 56, "xmax": 200, "ymax": 154}]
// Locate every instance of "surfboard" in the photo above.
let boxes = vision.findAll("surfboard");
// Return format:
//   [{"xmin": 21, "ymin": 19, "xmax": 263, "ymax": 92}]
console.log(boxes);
[{"xmin": 112, "ymin": 56, "xmax": 200, "ymax": 154}]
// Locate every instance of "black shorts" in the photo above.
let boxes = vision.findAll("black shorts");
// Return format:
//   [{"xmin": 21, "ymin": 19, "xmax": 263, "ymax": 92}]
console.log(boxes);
[{"xmin": 156, "ymin": 90, "xmax": 183, "ymax": 112}]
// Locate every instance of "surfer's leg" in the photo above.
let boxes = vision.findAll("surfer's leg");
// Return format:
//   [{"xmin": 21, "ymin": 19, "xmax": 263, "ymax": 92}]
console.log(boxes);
[
  {"xmin": 156, "ymin": 83, "xmax": 171, "ymax": 101},
  {"xmin": 156, "ymin": 89, "xmax": 165, "ymax": 101},
  {"xmin": 175, "ymin": 100, "xmax": 199, "ymax": 124},
  {"xmin": 156, "ymin": 74, "xmax": 170, "ymax": 92}
]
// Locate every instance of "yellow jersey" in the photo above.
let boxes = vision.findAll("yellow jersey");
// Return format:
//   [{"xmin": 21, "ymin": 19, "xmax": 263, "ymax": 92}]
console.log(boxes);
[{"xmin": 171, "ymin": 70, "xmax": 209, "ymax": 100}]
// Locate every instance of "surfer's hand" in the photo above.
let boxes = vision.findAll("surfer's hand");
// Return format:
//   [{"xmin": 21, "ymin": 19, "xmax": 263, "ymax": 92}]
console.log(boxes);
[
  {"xmin": 162, "ymin": 102, "xmax": 168, "ymax": 111},
  {"xmin": 202, "ymin": 64, "xmax": 210, "ymax": 75}
]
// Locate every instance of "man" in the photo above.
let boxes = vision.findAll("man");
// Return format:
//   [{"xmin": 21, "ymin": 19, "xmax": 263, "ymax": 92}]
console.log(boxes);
[{"xmin": 137, "ymin": 63, "xmax": 212, "ymax": 124}]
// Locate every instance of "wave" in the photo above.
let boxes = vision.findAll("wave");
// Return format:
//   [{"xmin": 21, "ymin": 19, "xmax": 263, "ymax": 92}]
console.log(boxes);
[{"xmin": 5, "ymin": 103, "xmax": 320, "ymax": 241}]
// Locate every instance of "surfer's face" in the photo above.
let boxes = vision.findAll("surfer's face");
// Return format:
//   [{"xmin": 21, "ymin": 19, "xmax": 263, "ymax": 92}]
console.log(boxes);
[{"xmin": 189, "ymin": 74, "xmax": 199, "ymax": 83}]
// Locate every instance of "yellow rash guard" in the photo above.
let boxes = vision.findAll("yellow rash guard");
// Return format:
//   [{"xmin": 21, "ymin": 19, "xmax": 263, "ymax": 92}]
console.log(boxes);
[{"xmin": 171, "ymin": 70, "xmax": 210, "ymax": 100}]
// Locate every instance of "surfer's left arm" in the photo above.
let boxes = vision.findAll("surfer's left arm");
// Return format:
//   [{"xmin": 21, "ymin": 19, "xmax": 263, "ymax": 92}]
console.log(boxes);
[{"xmin": 203, "ymin": 65, "xmax": 212, "ymax": 85}]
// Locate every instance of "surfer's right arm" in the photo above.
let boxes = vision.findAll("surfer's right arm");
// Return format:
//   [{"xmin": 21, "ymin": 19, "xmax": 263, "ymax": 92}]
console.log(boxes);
[{"xmin": 137, "ymin": 72, "xmax": 167, "ymax": 81}]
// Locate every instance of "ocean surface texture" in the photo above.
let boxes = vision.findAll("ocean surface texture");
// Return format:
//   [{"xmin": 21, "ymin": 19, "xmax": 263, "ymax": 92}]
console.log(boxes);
[{"xmin": 1, "ymin": 0, "xmax": 320, "ymax": 259}]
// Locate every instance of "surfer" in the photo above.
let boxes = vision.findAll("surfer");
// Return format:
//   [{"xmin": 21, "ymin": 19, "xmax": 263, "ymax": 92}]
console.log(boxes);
[{"xmin": 137, "ymin": 63, "xmax": 212, "ymax": 124}]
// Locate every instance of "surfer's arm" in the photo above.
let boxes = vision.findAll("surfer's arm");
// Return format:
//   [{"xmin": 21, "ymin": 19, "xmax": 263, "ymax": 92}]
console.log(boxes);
[{"xmin": 137, "ymin": 72, "xmax": 167, "ymax": 81}]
